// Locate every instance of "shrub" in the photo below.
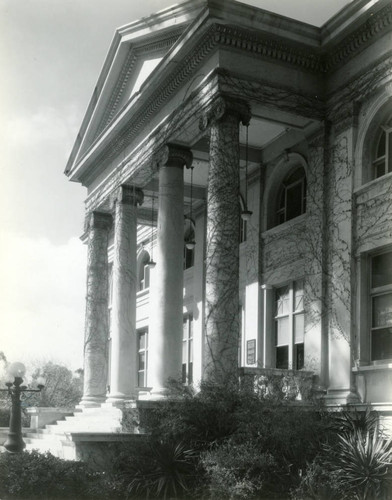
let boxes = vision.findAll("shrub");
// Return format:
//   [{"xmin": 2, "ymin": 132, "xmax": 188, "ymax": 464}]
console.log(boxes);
[
  {"xmin": 0, "ymin": 450, "xmax": 109, "ymax": 499},
  {"xmin": 201, "ymin": 440, "xmax": 281, "ymax": 499},
  {"xmin": 293, "ymin": 410, "xmax": 392, "ymax": 500},
  {"xmin": 324, "ymin": 429, "xmax": 392, "ymax": 500},
  {"xmin": 114, "ymin": 437, "xmax": 199, "ymax": 499},
  {"xmin": 122, "ymin": 380, "xmax": 335, "ymax": 499}
]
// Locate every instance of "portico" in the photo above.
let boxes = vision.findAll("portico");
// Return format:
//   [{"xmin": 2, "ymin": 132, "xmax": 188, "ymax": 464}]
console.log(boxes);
[{"xmin": 64, "ymin": 0, "xmax": 392, "ymax": 414}]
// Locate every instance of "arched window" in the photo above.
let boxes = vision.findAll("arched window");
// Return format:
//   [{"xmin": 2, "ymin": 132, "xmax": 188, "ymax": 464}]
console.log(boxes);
[
  {"xmin": 372, "ymin": 123, "xmax": 392, "ymax": 179},
  {"xmin": 276, "ymin": 167, "xmax": 306, "ymax": 226},
  {"xmin": 138, "ymin": 251, "xmax": 150, "ymax": 291}
]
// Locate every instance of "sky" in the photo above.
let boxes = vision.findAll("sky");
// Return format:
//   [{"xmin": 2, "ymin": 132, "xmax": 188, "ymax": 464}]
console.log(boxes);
[{"xmin": 0, "ymin": 0, "xmax": 352, "ymax": 373}]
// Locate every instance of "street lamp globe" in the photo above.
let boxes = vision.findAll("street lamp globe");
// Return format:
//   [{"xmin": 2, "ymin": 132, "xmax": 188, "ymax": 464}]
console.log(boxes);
[{"xmin": 7, "ymin": 362, "xmax": 26, "ymax": 380}]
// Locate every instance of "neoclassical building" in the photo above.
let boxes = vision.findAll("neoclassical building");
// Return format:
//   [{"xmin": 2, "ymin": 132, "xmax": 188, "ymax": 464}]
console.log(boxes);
[{"xmin": 65, "ymin": 0, "xmax": 392, "ymax": 415}]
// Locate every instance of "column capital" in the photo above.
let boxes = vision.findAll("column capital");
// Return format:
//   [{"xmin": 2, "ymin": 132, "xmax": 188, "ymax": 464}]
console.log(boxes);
[
  {"xmin": 89, "ymin": 211, "xmax": 112, "ymax": 231},
  {"xmin": 116, "ymin": 185, "xmax": 144, "ymax": 206},
  {"xmin": 199, "ymin": 95, "xmax": 251, "ymax": 132},
  {"xmin": 153, "ymin": 143, "xmax": 193, "ymax": 170}
]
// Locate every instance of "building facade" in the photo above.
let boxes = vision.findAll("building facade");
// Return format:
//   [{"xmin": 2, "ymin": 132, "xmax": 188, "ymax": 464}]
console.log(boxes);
[{"xmin": 66, "ymin": 0, "xmax": 392, "ymax": 415}]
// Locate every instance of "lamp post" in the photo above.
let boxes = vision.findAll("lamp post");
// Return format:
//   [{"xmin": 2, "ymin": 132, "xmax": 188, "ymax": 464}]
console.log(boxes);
[{"xmin": 0, "ymin": 362, "xmax": 45, "ymax": 453}]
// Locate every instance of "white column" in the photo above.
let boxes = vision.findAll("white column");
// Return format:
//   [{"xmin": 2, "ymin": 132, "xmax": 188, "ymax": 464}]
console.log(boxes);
[
  {"xmin": 261, "ymin": 284, "xmax": 274, "ymax": 368},
  {"xmin": 107, "ymin": 185, "xmax": 143, "ymax": 403},
  {"xmin": 200, "ymin": 96, "xmax": 251, "ymax": 383},
  {"xmin": 81, "ymin": 211, "xmax": 112, "ymax": 407},
  {"xmin": 149, "ymin": 144, "xmax": 193, "ymax": 397}
]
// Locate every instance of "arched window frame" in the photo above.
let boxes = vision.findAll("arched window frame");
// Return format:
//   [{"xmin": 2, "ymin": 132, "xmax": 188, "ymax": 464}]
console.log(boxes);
[
  {"xmin": 263, "ymin": 152, "xmax": 308, "ymax": 231},
  {"xmin": 276, "ymin": 167, "xmax": 307, "ymax": 226},
  {"xmin": 372, "ymin": 122, "xmax": 392, "ymax": 180}
]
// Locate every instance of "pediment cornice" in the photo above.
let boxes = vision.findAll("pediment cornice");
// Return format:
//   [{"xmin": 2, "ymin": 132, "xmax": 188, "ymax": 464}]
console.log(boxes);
[{"xmin": 95, "ymin": 29, "xmax": 184, "ymax": 139}]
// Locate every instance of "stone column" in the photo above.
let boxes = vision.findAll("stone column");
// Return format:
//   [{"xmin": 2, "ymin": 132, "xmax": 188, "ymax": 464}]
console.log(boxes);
[
  {"xmin": 200, "ymin": 96, "xmax": 251, "ymax": 383},
  {"xmin": 149, "ymin": 144, "xmax": 193, "ymax": 397},
  {"xmin": 81, "ymin": 211, "xmax": 112, "ymax": 407},
  {"xmin": 107, "ymin": 185, "xmax": 143, "ymax": 403}
]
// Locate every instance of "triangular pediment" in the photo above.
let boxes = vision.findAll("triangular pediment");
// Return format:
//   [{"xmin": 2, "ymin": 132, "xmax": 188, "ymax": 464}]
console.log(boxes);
[{"xmin": 66, "ymin": 0, "xmax": 207, "ymax": 174}]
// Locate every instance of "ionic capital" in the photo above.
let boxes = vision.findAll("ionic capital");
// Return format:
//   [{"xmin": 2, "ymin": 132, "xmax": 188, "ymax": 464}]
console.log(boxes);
[
  {"xmin": 116, "ymin": 185, "xmax": 144, "ymax": 206},
  {"xmin": 199, "ymin": 95, "xmax": 251, "ymax": 131},
  {"xmin": 153, "ymin": 143, "xmax": 193, "ymax": 170},
  {"xmin": 89, "ymin": 211, "xmax": 112, "ymax": 231}
]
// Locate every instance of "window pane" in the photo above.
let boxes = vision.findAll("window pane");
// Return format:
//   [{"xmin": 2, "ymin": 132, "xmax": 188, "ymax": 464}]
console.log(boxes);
[
  {"xmin": 139, "ymin": 333, "xmax": 146, "ymax": 350},
  {"xmin": 294, "ymin": 313, "xmax": 304, "ymax": 343},
  {"xmin": 276, "ymin": 346, "xmax": 289, "ymax": 369},
  {"xmin": 286, "ymin": 182, "xmax": 303, "ymax": 221},
  {"xmin": 138, "ymin": 371, "xmax": 145, "ymax": 387},
  {"xmin": 294, "ymin": 280, "xmax": 304, "ymax": 311},
  {"xmin": 188, "ymin": 363, "xmax": 193, "ymax": 384},
  {"xmin": 372, "ymin": 293, "xmax": 392, "ymax": 328},
  {"xmin": 189, "ymin": 316, "xmax": 193, "ymax": 338},
  {"xmin": 182, "ymin": 364, "xmax": 187, "ymax": 384},
  {"xmin": 377, "ymin": 130, "xmax": 386, "ymax": 158},
  {"xmin": 276, "ymin": 286, "xmax": 290, "ymax": 316},
  {"xmin": 372, "ymin": 252, "xmax": 392, "ymax": 288},
  {"xmin": 183, "ymin": 320, "xmax": 187, "ymax": 340},
  {"xmin": 294, "ymin": 343, "xmax": 304, "ymax": 370},
  {"xmin": 182, "ymin": 340, "xmax": 187, "ymax": 360},
  {"xmin": 276, "ymin": 317, "xmax": 289, "ymax": 345},
  {"xmin": 372, "ymin": 327, "xmax": 392, "ymax": 361},
  {"xmin": 138, "ymin": 352, "xmax": 145, "ymax": 371}
]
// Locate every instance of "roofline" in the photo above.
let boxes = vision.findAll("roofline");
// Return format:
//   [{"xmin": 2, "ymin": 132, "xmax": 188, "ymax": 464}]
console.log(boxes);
[{"xmin": 65, "ymin": 0, "xmax": 389, "ymax": 179}]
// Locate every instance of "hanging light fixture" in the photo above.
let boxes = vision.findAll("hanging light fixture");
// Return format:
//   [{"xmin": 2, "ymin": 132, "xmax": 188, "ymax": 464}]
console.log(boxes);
[
  {"xmin": 241, "ymin": 124, "xmax": 252, "ymax": 222},
  {"xmin": 185, "ymin": 165, "xmax": 196, "ymax": 250},
  {"xmin": 148, "ymin": 192, "xmax": 156, "ymax": 268}
]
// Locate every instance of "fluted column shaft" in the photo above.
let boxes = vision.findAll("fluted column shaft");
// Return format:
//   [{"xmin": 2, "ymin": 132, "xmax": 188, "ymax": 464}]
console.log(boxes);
[
  {"xmin": 149, "ymin": 144, "xmax": 193, "ymax": 396},
  {"xmin": 107, "ymin": 185, "xmax": 143, "ymax": 403},
  {"xmin": 81, "ymin": 211, "xmax": 112, "ymax": 406},
  {"xmin": 201, "ymin": 96, "xmax": 251, "ymax": 383}
]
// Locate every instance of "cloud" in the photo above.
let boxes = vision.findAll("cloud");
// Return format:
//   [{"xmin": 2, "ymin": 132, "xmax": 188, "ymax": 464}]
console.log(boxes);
[
  {"xmin": 0, "ymin": 233, "xmax": 87, "ymax": 370},
  {"xmin": 3, "ymin": 105, "xmax": 81, "ymax": 153}
]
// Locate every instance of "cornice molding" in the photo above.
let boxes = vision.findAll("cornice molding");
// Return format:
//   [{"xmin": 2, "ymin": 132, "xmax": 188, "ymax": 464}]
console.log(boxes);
[
  {"xmin": 213, "ymin": 24, "xmax": 324, "ymax": 73},
  {"xmin": 324, "ymin": 3, "xmax": 392, "ymax": 72}
]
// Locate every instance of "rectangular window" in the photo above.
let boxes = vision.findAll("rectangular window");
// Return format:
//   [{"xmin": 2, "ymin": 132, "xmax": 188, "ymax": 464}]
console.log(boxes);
[
  {"xmin": 137, "ymin": 329, "xmax": 148, "ymax": 387},
  {"xmin": 182, "ymin": 315, "xmax": 193, "ymax": 384},
  {"xmin": 275, "ymin": 280, "xmax": 304, "ymax": 370},
  {"xmin": 371, "ymin": 251, "xmax": 392, "ymax": 361}
]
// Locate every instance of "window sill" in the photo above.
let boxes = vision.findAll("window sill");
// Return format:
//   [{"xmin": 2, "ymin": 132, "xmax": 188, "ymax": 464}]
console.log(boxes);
[
  {"xmin": 355, "ymin": 171, "xmax": 392, "ymax": 195},
  {"xmin": 137, "ymin": 288, "xmax": 149, "ymax": 298},
  {"xmin": 263, "ymin": 214, "xmax": 307, "ymax": 238},
  {"xmin": 352, "ymin": 363, "xmax": 392, "ymax": 372}
]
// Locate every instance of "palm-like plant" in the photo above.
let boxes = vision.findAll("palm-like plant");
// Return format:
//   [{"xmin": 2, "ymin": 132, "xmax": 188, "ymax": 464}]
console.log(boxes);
[
  {"xmin": 325, "ymin": 427, "xmax": 392, "ymax": 500},
  {"xmin": 125, "ymin": 439, "xmax": 197, "ymax": 499}
]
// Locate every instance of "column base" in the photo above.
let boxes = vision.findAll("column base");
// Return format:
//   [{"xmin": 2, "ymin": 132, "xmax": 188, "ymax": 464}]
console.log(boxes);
[
  {"xmin": 78, "ymin": 396, "xmax": 106, "ymax": 408},
  {"xmin": 105, "ymin": 394, "xmax": 136, "ymax": 405},
  {"xmin": 323, "ymin": 388, "xmax": 361, "ymax": 406},
  {"xmin": 149, "ymin": 387, "xmax": 169, "ymax": 400}
]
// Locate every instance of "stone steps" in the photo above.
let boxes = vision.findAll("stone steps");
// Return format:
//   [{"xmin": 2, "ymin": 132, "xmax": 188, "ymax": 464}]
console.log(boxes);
[{"xmin": 24, "ymin": 404, "xmax": 125, "ymax": 457}]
